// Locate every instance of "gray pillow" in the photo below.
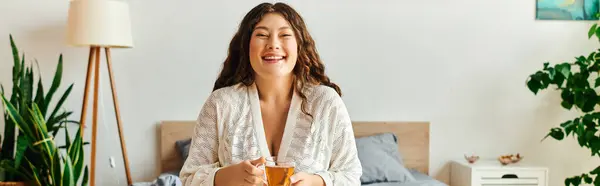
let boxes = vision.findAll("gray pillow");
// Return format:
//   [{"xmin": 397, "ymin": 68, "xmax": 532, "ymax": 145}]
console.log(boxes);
[
  {"xmin": 175, "ymin": 138, "xmax": 192, "ymax": 161},
  {"xmin": 355, "ymin": 133, "xmax": 416, "ymax": 184}
]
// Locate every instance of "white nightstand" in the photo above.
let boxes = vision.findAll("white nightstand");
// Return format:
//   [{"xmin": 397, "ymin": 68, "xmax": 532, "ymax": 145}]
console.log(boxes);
[{"xmin": 450, "ymin": 160, "xmax": 548, "ymax": 186}]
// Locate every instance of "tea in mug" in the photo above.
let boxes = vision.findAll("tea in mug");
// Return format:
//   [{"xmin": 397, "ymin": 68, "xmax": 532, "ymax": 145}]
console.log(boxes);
[{"xmin": 265, "ymin": 165, "xmax": 294, "ymax": 186}]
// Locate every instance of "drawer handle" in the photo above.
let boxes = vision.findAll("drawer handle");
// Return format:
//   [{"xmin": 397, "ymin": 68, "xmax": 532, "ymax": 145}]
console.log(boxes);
[{"xmin": 501, "ymin": 174, "xmax": 519, "ymax": 179}]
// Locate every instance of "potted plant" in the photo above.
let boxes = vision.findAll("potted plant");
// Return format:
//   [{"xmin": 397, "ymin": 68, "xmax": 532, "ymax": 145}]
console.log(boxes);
[
  {"xmin": 0, "ymin": 35, "xmax": 88, "ymax": 186},
  {"xmin": 526, "ymin": 23, "xmax": 600, "ymax": 185}
]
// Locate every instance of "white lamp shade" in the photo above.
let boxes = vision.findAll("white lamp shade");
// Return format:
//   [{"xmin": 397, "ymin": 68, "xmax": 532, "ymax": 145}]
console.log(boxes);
[{"xmin": 66, "ymin": 0, "xmax": 133, "ymax": 48}]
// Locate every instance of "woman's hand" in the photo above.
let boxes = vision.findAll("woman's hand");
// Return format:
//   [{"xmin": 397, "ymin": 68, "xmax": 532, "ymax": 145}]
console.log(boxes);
[
  {"xmin": 215, "ymin": 157, "xmax": 267, "ymax": 186},
  {"xmin": 290, "ymin": 172, "xmax": 325, "ymax": 186}
]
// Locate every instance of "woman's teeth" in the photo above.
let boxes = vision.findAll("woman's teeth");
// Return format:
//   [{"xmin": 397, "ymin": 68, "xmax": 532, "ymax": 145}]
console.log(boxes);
[{"xmin": 263, "ymin": 56, "xmax": 284, "ymax": 60}]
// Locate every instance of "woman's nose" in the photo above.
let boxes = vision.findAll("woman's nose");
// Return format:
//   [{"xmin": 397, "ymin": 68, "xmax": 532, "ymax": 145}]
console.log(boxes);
[{"xmin": 267, "ymin": 38, "xmax": 281, "ymax": 49}]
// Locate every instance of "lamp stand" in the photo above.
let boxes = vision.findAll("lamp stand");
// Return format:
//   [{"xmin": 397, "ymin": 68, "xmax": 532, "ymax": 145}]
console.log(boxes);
[{"xmin": 79, "ymin": 47, "xmax": 133, "ymax": 186}]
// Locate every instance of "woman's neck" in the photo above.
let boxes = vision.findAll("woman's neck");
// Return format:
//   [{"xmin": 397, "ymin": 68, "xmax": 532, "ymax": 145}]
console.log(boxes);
[{"xmin": 255, "ymin": 75, "xmax": 294, "ymax": 104}]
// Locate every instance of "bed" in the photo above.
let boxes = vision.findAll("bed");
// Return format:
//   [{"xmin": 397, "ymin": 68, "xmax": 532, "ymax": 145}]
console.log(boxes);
[{"xmin": 146, "ymin": 121, "xmax": 447, "ymax": 186}]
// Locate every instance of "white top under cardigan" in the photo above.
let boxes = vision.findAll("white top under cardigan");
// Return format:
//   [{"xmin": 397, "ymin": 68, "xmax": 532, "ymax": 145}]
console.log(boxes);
[{"xmin": 179, "ymin": 83, "xmax": 362, "ymax": 186}]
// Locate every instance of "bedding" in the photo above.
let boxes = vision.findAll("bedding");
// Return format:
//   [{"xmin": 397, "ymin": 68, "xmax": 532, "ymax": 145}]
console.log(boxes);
[
  {"xmin": 131, "ymin": 172, "xmax": 182, "ymax": 186},
  {"xmin": 361, "ymin": 169, "xmax": 447, "ymax": 186},
  {"xmin": 355, "ymin": 133, "xmax": 416, "ymax": 184}
]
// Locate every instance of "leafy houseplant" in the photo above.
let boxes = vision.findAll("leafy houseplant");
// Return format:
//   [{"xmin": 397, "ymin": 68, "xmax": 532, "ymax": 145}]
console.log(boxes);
[
  {"xmin": 526, "ymin": 23, "xmax": 600, "ymax": 185},
  {"xmin": 0, "ymin": 35, "xmax": 88, "ymax": 186}
]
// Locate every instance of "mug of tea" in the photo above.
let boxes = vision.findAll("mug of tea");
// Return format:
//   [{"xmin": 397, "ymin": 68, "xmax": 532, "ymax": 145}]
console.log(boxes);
[{"xmin": 264, "ymin": 156, "xmax": 295, "ymax": 186}]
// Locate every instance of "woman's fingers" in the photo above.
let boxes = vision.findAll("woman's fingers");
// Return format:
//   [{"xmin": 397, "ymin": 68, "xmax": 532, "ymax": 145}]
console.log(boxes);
[
  {"xmin": 244, "ymin": 175, "xmax": 264, "ymax": 185},
  {"xmin": 290, "ymin": 172, "xmax": 308, "ymax": 183},
  {"xmin": 240, "ymin": 158, "xmax": 267, "ymax": 185},
  {"xmin": 243, "ymin": 160, "xmax": 265, "ymax": 176},
  {"xmin": 250, "ymin": 157, "xmax": 266, "ymax": 166}
]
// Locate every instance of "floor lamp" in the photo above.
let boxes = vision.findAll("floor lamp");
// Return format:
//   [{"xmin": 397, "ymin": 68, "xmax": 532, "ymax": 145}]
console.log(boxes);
[{"xmin": 66, "ymin": 0, "xmax": 133, "ymax": 185}]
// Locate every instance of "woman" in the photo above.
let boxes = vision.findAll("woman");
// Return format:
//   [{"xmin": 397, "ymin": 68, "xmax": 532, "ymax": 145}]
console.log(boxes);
[{"xmin": 180, "ymin": 2, "xmax": 362, "ymax": 186}]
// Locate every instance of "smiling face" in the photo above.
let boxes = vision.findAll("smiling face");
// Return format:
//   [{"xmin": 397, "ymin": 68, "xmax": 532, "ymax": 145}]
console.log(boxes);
[{"xmin": 249, "ymin": 13, "xmax": 298, "ymax": 80}]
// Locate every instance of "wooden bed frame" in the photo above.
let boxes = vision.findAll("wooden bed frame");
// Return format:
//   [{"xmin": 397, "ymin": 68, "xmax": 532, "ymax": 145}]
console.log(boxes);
[{"xmin": 157, "ymin": 120, "xmax": 430, "ymax": 176}]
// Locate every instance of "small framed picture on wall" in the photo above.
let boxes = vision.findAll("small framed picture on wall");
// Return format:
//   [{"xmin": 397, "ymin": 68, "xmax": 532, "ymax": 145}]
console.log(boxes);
[{"xmin": 536, "ymin": 0, "xmax": 600, "ymax": 20}]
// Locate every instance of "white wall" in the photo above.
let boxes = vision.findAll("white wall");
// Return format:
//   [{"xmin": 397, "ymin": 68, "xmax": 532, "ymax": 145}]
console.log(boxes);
[{"xmin": 1, "ymin": 0, "xmax": 598, "ymax": 185}]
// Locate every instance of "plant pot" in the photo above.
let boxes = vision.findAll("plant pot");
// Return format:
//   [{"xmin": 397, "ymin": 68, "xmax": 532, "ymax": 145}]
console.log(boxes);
[{"xmin": 0, "ymin": 182, "xmax": 26, "ymax": 186}]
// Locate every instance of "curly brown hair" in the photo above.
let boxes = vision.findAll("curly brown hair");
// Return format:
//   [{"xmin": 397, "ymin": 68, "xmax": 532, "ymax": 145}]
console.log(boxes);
[{"xmin": 212, "ymin": 2, "xmax": 341, "ymax": 117}]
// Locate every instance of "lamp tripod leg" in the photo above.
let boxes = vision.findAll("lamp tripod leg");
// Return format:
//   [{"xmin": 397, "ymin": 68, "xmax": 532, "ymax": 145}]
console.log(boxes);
[
  {"xmin": 90, "ymin": 47, "xmax": 101, "ymax": 186},
  {"xmin": 105, "ymin": 47, "xmax": 133, "ymax": 185},
  {"xmin": 80, "ymin": 47, "xmax": 97, "ymax": 186},
  {"xmin": 79, "ymin": 47, "xmax": 95, "ymax": 138}
]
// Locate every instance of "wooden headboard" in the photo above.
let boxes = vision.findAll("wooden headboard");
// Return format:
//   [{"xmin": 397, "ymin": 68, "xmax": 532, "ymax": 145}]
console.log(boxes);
[{"xmin": 158, "ymin": 120, "xmax": 430, "ymax": 176}]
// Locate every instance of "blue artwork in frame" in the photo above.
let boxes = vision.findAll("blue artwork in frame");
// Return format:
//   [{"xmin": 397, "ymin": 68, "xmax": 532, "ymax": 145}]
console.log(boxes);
[{"xmin": 536, "ymin": 0, "xmax": 600, "ymax": 20}]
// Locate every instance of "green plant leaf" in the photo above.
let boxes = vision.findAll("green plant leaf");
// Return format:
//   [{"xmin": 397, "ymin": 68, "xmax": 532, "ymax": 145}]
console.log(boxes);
[
  {"xmin": 52, "ymin": 120, "xmax": 80, "ymax": 139},
  {"xmin": 26, "ymin": 158, "xmax": 42, "ymax": 186},
  {"xmin": 584, "ymin": 174, "xmax": 593, "ymax": 184},
  {"xmin": 34, "ymin": 77, "xmax": 45, "ymax": 112},
  {"xmin": 583, "ymin": 114, "xmax": 596, "ymax": 127},
  {"xmin": 592, "ymin": 166, "xmax": 600, "ymax": 175},
  {"xmin": 591, "ymin": 64, "xmax": 600, "ymax": 72},
  {"xmin": 0, "ymin": 114, "xmax": 16, "ymax": 161},
  {"xmin": 548, "ymin": 67, "xmax": 556, "ymax": 80},
  {"xmin": 557, "ymin": 63, "xmax": 572, "ymax": 79},
  {"xmin": 576, "ymin": 121, "xmax": 587, "ymax": 147},
  {"xmin": 582, "ymin": 90, "xmax": 597, "ymax": 112},
  {"xmin": 549, "ymin": 67, "xmax": 566, "ymax": 86},
  {"xmin": 48, "ymin": 83, "xmax": 73, "ymax": 126},
  {"xmin": 0, "ymin": 159, "xmax": 32, "ymax": 181},
  {"xmin": 62, "ymin": 154, "xmax": 75, "ymax": 186},
  {"xmin": 51, "ymin": 149, "xmax": 61, "ymax": 186},
  {"xmin": 26, "ymin": 67, "xmax": 33, "ymax": 102},
  {"xmin": 1, "ymin": 94, "xmax": 35, "ymax": 141},
  {"xmin": 81, "ymin": 165, "xmax": 89, "ymax": 186},
  {"xmin": 31, "ymin": 104, "xmax": 48, "ymax": 133},
  {"xmin": 65, "ymin": 126, "xmax": 72, "ymax": 151},
  {"xmin": 10, "ymin": 35, "xmax": 21, "ymax": 83},
  {"xmin": 561, "ymin": 90, "xmax": 574, "ymax": 109},
  {"xmin": 44, "ymin": 54, "xmax": 63, "ymax": 115},
  {"xmin": 68, "ymin": 126, "xmax": 84, "ymax": 182},
  {"xmin": 13, "ymin": 134, "xmax": 29, "ymax": 171},
  {"xmin": 577, "ymin": 56, "xmax": 588, "ymax": 65},
  {"xmin": 47, "ymin": 111, "xmax": 73, "ymax": 133},
  {"xmin": 18, "ymin": 54, "xmax": 25, "ymax": 105},
  {"xmin": 585, "ymin": 130, "xmax": 596, "ymax": 141},
  {"xmin": 574, "ymin": 91, "xmax": 586, "ymax": 111},
  {"xmin": 58, "ymin": 142, "xmax": 89, "ymax": 149},
  {"xmin": 572, "ymin": 176, "xmax": 582, "ymax": 185},
  {"xmin": 589, "ymin": 24, "xmax": 597, "ymax": 38},
  {"xmin": 30, "ymin": 103, "xmax": 55, "ymax": 160},
  {"xmin": 573, "ymin": 73, "xmax": 590, "ymax": 90},
  {"xmin": 540, "ymin": 73, "xmax": 551, "ymax": 89},
  {"xmin": 591, "ymin": 137, "xmax": 600, "ymax": 156},
  {"xmin": 550, "ymin": 128, "xmax": 565, "ymax": 140},
  {"xmin": 547, "ymin": 127, "xmax": 565, "ymax": 141},
  {"xmin": 595, "ymin": 26, "xmax": 600, "ymax": 41},
  {"xmin": 561, "ymin": 120, "xmax": 576, "ymax": 136},
  {"xmin": 527, "ymin": 79, "xmax": 541, "ymax": 94},
  {"xmin": 527, "ymin": 71, "xmax": 548, "ymax": 93}
]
